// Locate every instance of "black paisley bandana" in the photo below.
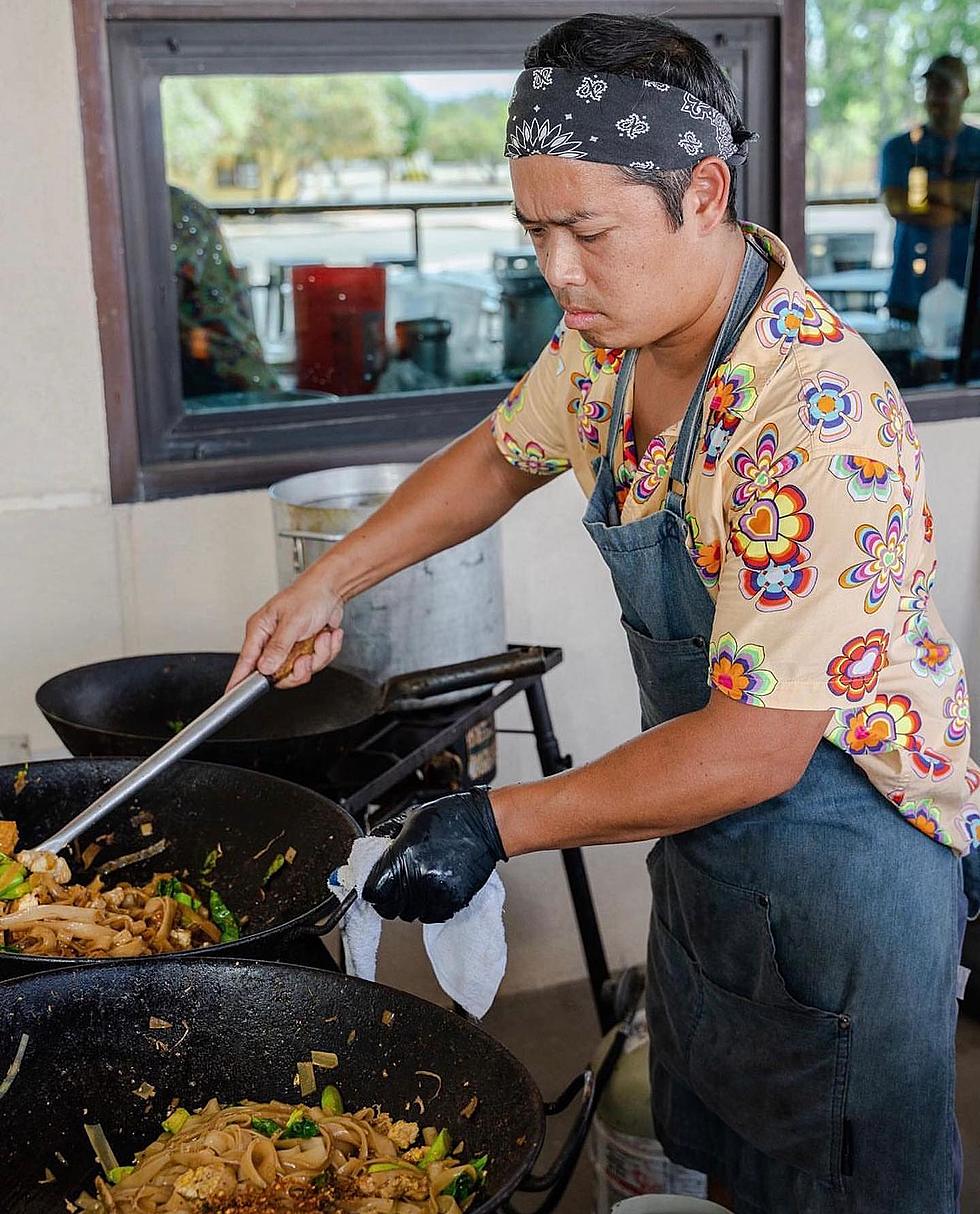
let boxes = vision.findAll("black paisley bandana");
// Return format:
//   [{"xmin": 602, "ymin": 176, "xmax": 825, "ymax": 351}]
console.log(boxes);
[{"xmin": 504, "ymin": 66, "xmax": 757, "ymax": 169}]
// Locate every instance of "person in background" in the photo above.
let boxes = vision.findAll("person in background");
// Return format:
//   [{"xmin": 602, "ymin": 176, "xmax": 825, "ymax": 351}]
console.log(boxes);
[
  {"xmin": 170, "ymin": 184, "xmax": 279, "ymax": 398},
  {"xmin": 880, "ymin": 54, "xmax": 980, "ymax": 321}
]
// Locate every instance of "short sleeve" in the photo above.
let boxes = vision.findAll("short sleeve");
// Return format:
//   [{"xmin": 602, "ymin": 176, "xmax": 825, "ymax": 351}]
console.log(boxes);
[
  {"xmin": 708, "ymin": 448, "xmax": 906, "ymax": 712},
  {"xmin": 880, "ymin": 134, "xmax": 909, "ymax": 192},
  {"xmin": 491, "ymin": 322, "xmax": 573, "ymax": 477}
]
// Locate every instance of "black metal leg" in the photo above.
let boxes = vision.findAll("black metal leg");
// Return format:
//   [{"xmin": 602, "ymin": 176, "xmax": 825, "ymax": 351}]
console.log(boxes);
[{"xmin": 524, "ymin": 679, "xmax": 614, "ymax": 1032}]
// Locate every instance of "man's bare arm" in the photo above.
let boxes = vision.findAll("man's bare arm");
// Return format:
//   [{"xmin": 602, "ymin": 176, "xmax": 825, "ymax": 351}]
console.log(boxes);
[
  {"xmin": 493, "ymin": 691, "xmax": 832, "ymax": 854},
  {"xmin": 229, "ymin": 419, "xmax": 546, "ymax": 687}
]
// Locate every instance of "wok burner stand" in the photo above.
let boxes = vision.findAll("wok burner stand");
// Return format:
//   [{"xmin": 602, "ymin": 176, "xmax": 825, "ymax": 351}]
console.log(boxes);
[{"xmin": 301, "ymin": 645, "xmax": 615, "ymax": 1032}]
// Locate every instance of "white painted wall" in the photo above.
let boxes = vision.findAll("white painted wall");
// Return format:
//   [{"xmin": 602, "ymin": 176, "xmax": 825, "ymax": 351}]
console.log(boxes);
[{"xmin": 1, "ymin": 1, "xmax": 978, "ymax": 1004}]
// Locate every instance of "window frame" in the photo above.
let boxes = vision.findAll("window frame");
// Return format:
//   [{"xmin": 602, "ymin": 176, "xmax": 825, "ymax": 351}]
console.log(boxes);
[{"xmin": 76, "ymin": 0, "xmax": 806, "ymax": 503}]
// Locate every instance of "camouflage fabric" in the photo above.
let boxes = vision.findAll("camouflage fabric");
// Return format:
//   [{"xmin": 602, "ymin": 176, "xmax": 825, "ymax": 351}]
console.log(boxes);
[{"xmin": 170, "ymin": 185, "xmax": 279, "ymax": 398}]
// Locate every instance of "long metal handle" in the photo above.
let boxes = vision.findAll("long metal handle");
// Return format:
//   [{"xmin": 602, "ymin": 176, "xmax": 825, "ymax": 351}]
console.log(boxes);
[{"xmin": 36, "ymin": 671, "xmax": 272, "ymax": 854}]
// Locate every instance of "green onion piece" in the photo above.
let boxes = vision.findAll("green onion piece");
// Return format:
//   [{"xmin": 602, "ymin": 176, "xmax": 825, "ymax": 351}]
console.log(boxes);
[
  {"xmin": 173, "ymin": 891, "xmax": 193, "ymax": 908},
  {"xmin": 156, "ymin": 877, "xmax": 182, "ymax": 898},
  {"xmin": 251, "ymin": 1116, "xmax": 282, "ymax": 1137},
  {"xmin": 162, "ymin": 1108, "xmax": 190, "ymax": 1134},
  {"xmin": 442, "ymin": 1155, "xmax": 488, "ymax": 1201},
  {"xmin": 286, "ymin": 1118, "xmax": 319, "ymax": 1139},
  {"xmin": 262, "ymin": 853, "xmax": 286, "ymax": 886},
  {"xmin": 201, "ymin": 847, "xmax": 220, "ymax": 879},
  {"xmin": 167, "ymin": 720, "xmax": 184, "ymax": 735},
  {"xmin": 208, "ymin": 888, "xmax": 240, "ymax": 943},
  {"xmin": 419, "ymin": 1128, "xmax": 451, "ymax": 1168},
  {"xmin": 0, "ymin": 880, "xmax": 30, "ymax": 901},
  {"xmin": 0, "ymin": 861, "xmax": 27, "ymax": 899},
  {"xmin": 320, "ymin": 1085, "xmax": 343, "ymax": 1115},
  {"xmin": 367, "ymin": 1161, "xmax": 421, "ymax": 1174},
  {"xmin": 107, "ymin": 1166, "xmax": 135, "ymax": 1184},
  {"xmin": 284, "ymin": 1106, "xmax": 305, "ymax": 1130}
]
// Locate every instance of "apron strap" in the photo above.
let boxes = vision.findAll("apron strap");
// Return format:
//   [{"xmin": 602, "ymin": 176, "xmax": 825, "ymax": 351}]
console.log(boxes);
[
  {"xmin": 665, "ymin": 238, "xmax": 770, "ymax": 518},
  {"xmin": 604, "ymin": 347, "xmax": 638, "ymax": 462}
]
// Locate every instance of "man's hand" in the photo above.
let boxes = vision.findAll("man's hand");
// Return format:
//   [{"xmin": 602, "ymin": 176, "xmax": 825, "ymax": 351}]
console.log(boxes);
[
  {"xmin": 362, "ymin": 789, "xmax": 507, "ymax": 923},
  {"xmin": 226, "ymin": 567, "xmax": 345, "ymax": 691}
]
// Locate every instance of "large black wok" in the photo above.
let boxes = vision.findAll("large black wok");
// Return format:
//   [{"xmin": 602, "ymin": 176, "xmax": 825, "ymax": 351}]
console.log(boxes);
[
  {"xmin": 0, "ymin": 758, "xmax": 359, "ymax": 978},
  {"xmin": 36, "ymin": 648, "xmax": 549, "ymax": 787},
  {"xmin": 0, "ymin": 959, "xmax": 608, "ymax": 1213}
]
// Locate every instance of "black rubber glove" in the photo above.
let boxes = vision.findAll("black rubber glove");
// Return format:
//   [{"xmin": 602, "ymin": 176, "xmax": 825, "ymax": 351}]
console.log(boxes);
[{"xmin": 361, "ymin": 788, "xmax": 507, "ymax": 924}]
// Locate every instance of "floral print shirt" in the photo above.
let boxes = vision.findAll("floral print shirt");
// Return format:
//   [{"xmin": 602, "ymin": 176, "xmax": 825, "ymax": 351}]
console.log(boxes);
[{"xmin": 492, "ymin": 223, "xmax": 978, "ymax": 855}]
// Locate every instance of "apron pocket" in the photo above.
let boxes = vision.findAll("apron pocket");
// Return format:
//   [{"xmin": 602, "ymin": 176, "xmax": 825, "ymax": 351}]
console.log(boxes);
[
  {"xmin": 688, "ymin": 965, "xmax": 850, "ymax": 1187},
  {"xmin": 621, "ymin": 618, "xmax": 710, "ymax": 727},
  {"xmin": 648, "ymin": 842, "xmax": 851, "ymax": 1187}
]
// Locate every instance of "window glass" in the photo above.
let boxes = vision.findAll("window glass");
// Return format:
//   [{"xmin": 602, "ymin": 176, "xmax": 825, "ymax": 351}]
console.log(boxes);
[
  {"xmin": 160, "ymin": 71, "xmax": 556, "ymax": 411},
  {"xmin": 805, "ymin": 4, "xmax": 979, "ymax": 390}
]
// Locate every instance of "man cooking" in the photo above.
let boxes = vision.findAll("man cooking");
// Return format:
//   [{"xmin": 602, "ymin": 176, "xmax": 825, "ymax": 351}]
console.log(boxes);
[{"xmin": 230, "ymin": 15, "xmax": 977, "ymax": 1212}]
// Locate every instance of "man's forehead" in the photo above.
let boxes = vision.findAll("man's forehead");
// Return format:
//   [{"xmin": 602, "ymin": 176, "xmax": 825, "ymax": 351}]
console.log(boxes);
[{"xmin": 511, "ymin": 203, "xmax": 607, "ymax": 227}]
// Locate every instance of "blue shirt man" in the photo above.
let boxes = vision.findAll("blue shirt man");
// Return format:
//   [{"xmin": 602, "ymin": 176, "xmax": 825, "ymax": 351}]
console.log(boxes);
[{"xmin": 880, "ymin": 55, "xmax": 980, "ymax": 320}]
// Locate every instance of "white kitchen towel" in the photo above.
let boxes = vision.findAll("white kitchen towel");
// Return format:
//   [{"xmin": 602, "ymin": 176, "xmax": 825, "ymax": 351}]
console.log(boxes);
[{"xmin": 330, "ymin": 835, "xmax": 507, "ymax": 1019}]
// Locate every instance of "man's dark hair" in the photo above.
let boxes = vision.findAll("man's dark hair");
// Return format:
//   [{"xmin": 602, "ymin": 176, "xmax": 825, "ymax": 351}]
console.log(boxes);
[{"xmin": 523, "ymin": 13, "xmax": 748, "ymax": 228}]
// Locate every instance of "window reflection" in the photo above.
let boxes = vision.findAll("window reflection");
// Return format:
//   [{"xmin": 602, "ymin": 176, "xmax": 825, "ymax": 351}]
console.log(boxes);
[
  {"xmin": 805, "ymin": 14, "xmax": 979, "ymax": 391},
  {"xmin": 160, "ymin": 71, "xmax": 561, "ymax": 411}
]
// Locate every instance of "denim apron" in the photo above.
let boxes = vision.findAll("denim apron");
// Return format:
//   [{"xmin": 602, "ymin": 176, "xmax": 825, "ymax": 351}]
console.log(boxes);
[{"xmin": 582, "ymin": 239, "xmax": 964, "ymax": 1213}]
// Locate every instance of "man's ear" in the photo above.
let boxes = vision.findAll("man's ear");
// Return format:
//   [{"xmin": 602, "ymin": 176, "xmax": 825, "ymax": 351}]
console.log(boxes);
[{"xmin": 687, "ymin": 157, "xmax": 732, "ymax": 233}]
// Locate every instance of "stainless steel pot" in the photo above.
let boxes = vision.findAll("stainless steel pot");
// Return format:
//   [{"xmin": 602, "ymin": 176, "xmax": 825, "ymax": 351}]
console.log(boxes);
[{"xmin": 270, "ymin": 464, "xmax": 506, "ymax": 703}]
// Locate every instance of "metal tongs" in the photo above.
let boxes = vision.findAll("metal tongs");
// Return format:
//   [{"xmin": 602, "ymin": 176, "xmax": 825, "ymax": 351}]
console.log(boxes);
[{"xmin": 35, "ymin": 639, "xmax": 316, "ymax": 855}]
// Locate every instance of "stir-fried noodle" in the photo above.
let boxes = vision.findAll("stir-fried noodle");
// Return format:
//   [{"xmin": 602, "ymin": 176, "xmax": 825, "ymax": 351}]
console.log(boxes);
[{"xmin": 76, "ymin": 1099, "xmax": 488, "ymax": 1213}]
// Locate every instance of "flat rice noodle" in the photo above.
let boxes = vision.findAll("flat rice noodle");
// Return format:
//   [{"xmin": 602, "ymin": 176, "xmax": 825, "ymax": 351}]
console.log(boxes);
[{"xmin": 238, "ymin": 1135, "xmax": 278, "ymax": 1188}]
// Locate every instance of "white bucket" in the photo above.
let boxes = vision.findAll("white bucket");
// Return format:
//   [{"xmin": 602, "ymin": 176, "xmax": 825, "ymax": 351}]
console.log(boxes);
[{"xmin": 612, "ymin": 1198, "xmax": 731, "ymax": 1213}]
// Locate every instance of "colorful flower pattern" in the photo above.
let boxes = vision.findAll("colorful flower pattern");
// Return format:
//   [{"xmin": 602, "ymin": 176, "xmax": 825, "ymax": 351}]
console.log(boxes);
[
  {"xmin": 828, "ymin": 694, "xmax": 922, "ymax": 756},
  {"xmin": 899, "ymin": 564, "xmax": 936, "ymax": 630},
  {"xmin": 756, "ymin": 289, "xmax": 806, "ymax": 354},
  {"xmin": 730, "ymin": 424, "xmax": 808, "ymax": 508},
  {"xmin": 709, "ymin": 634, "xmax": 778, "ymax": 706},
  {"xmin": 798, "ymin": 372, "xmax": 863, "ymax": 443},
  {"xmin": 800, "ymin": 289, "xmax": 845, "ymax": 346},
  {"xmin": 496, "ymin": 430, "xmax": 570, "ymax": 476},
  {"xmin": 686, "ymin": 513, "xmax": 721, "ymax": 589},
  {"xmin": 633, "ymin": 434, "xmax": 672, "ymax": 502},
  {"xmin": 702, "ymin": 411, "xmax": 741, "ymax": 475},
  {"xmin": 943, "ymin": 677, "xmax": 970, "ymax": 747},
  {"xmin": 905, "ymin": 615, "xmax": 956, "ymax": 686},
  {"xmin": 828, "ymin": 455, "xmax": 900, "ymax": 503},
  {"xmin": 567, "ymin": 389, "xmax": 610, "ymax": 449},
  {"xmin": 731, "ymin": 484, "xmax": 813, "ymax": 570},
  {"xmin": 838, "ymin": 504, "xmax": 907, "ymax": 613},
  {"xmin": 899, "ymin": 798, "xmax": 951, "ymax": 845},
  {"xmin": 871, "ymin": 385, "xmax": 904, "ymax": 449},
  {"xmin": 581, "ymin": 341, "xmax": 624, "ymax": 380},
  {"xmin": 499, "ymin": 373, "xmax": 529, "ymax": 423},
  {"xmin": 706, "ymin": 362, "xmax": 758, "ymax": 419},
  {"xmin": 827, "ymin": 629, "xmax": 889, "ymax": 702}
]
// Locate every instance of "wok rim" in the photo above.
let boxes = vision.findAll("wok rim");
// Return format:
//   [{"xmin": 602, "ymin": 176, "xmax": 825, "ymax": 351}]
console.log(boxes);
[
  {"xmin": 35, "ymin": 652, "xmax": 383, "ymax": 745},
  {"xmin": 0, "ymin": 955, "xmax": 547, "ymax": 1214},
  {"xmin": 0, "ymin": 756, "xmax": 362, "ymax": 969}
]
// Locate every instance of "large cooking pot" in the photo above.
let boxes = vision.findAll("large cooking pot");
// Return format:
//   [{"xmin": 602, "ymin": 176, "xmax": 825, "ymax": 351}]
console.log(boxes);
[
  {"xmin": 35, "ymin": 648, "xmax": 549, "ymax": 789},
  {"xmin": 0, "ymin": 758, "xmax": 359, "ymax": 978},
  {"xmin": 0, "ymin": 959, "xmax": 616, "ymax": 1213},
  {"xmin": 270, "ymin": 463, "xmax": 506, "ymax": 699}
]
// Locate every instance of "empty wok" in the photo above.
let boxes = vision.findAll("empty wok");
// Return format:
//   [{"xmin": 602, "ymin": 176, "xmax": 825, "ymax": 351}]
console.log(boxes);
[{"xmin": 36, "ymin": 648, "xmax": 550, "ymax": 785}]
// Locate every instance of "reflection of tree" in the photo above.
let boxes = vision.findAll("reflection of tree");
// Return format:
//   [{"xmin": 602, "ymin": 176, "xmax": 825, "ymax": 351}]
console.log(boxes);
[
  {"xmin": 428, "ymin": 93, "xmax": 510, "ymax": 182},
  {"xmin": 161, "ymin": 75, "xmax": 511, "ymax": 198},
  {"xmin": 807, "ymin": 0, "xmax": 978, "ymax": 197}
]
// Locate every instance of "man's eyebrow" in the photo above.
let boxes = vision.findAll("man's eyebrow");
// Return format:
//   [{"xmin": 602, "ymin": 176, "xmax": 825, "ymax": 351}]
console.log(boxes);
[{"xmin": 512, "ymin": 205, "xmax": 604, "ymax": 227}]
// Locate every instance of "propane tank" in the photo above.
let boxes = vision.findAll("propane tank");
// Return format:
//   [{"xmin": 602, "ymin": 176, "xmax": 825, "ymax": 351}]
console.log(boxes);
[{"xmin": 591, "ymin": 1006, "xmax": 708, "ymax": 1212}]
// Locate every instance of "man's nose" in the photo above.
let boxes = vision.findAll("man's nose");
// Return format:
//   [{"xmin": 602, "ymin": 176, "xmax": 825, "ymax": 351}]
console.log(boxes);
[{"xmin": 538, "ymin": 236, "xmax": 587, "ymax": 290}]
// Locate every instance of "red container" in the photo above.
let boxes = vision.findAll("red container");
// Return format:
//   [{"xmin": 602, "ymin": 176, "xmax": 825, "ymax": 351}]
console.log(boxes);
[{"xmin": 292, "ymin": 265, "xmax": 387, "ymax": 396}]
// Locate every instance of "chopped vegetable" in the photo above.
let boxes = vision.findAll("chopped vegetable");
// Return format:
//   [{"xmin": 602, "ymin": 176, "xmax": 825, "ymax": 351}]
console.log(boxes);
[
  {"xmin": 12, "ymin": 767, "xmax": 27, "ymax": 796},
  {"xmin": 80, "ymin": 842, "xmax": 102, "ymax": 870},
  {"xmin": 310, "ymin": 1050, "xmax": 338, "ymax": 1069},
  {"xmin": 162, "ymin": 1108, "xmax": 189, "ymax": 1133},
  {"xmin": 320, "ymin": 1084, "xmax": 343, "ymax": 1115},
  {"xmin": 83, "ymin": 1123, "xmax": 120, "ymax": 1175},
  {"xmin": 166, "ymin": 720, "xmax": 184, "ymax": 735},
  {"xmin": 139, "ymin": 822, "xmax": 153, "ymax": 837},
  {"xmin": 250, "ymin": 1116, "xmax": 282, "ymax": 1137},
  {"xmin": 262, "ymin": 853, "xmax": 286, "ymax": 886},
  {"xmin": 347, "ymin": 1029, "xmax": 357, "ymax": 1046},
  {"xmin": 381, "ymin": 1010, "xmax": 395, "ymax": 1026},
  {"xmin": 460, "ymin": 1095, "xmax": 479, "ymax": 1119},
  {"xmin": 208, "ymin": 888, "xmax": 240, "ymax": 943},
  {"xmin": 367, "ymin": 1161, "xmax": 420, "ymax": 1174},
  {"xmin": 0, "ymin": 822, "xmax": 18, "ymax": 853},
  {"xmin": 419, "ymin": 1127, "xmax": 451, "ymax": 1168},
  {"xmin": 148, "ymin": 1017, "xmax": 172, "ymax": 1030},
  {"xmin": 133, "ymin": 1081, "xmax": 156, "ymax": 1099},
  {"xmin": 296, "ymin": 1060, "xmax": 316, "ymax": 1096},
  {"xmin": 285, "ymin": 1117, "xmax": 319, "ymax": 1139},
  {"xmin": 107, "ymin": 1166, "xmax": 135, "ymax": 1184},
  {"xmin": 97, "ymin": 838, "xmax": 168, "ymax": 876},
  {"xmin": 200, "ymin": 846, "xmax": 221, "ymax": 879},
  {"xmin": 442, "ymin": 1154, "xmax": 488, "ymax": 1201},
  {"xmin": 0, "ymin": 858, "xmax": 28, "ymax": 899},
  {"xmin": 156, "ymin": 877, "xmax": 182, "ymax": 898},
  {"xmin": 284, "ymin": 846, "xmax": 297, "ymax": 865}
]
